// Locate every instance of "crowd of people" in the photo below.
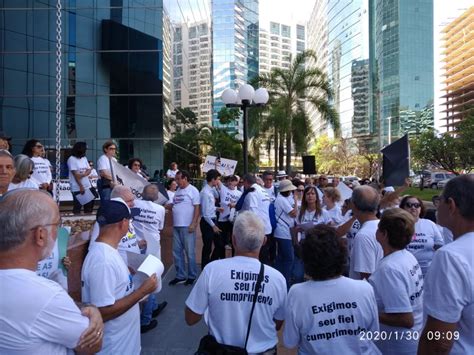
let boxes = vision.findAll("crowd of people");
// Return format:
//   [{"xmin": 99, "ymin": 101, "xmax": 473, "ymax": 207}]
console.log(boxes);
[{"xmin": 0, "ymin": 138, "xmax": 473, "ymax": 354}]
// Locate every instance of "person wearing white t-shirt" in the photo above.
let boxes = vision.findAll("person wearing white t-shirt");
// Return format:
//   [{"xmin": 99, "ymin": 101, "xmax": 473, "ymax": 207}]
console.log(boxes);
[
  {"xmin": 168, "ymin": 170, "xmax": 200, "ymax": 285},
  {"xmin": 240, "ymin": 174, "xmax": 274, "ymax": 265},
  {"xmin": 369, "ymin": 208, "xmax": 424, "ymax": 355},
  {"xmin": 262, "ymin": 171, "xmax": 277, "ymax": 202},
  {"xmin": 96, "ymin": 140, "xmax": 118, "ymax": 201},
  {"xmin": 166, "ymin": 162, "xmax": 179, "ymax": 179},
  {"xmin": 350, "ymin": 186, "xmax": 383, "ymax": 280},
  {"xmin": 185, "ymin": 211, "xmax": 287, "ymax": 354},
  {"xmin": 166, "ymin": 178, "xmax": 177, "ymax": 203},
  {"xmin": 133, "ymin": 184, "xmax": 168, "ymax": 332},
  {"xmin": 292, "ymin": 185, "xmax": 332, "ymax": 283},
  {"xmin": 8, "ymin": 154, "xmax": 39, "ymax": 191},
  {"xmin": 284, "ymin": 225, "xmax": 381, "ymax": 355},
  {"xmin": 67, "ymin": 142, "xmax": 96, "ymax": 214},
  {"xmin": 274, "ymin": 179, "xmax": 297, "ymax": 287},
  {"xmin": 419, "ymin": 175, "xmax": 474, "ymax": 355},
  {"xmin": 0, "ymin": 190, "xmax": 103, "ymax": 354},
  {"xmin": 82, "ymin": 199, "xmax": 158, "ymax": 354},
  {"xmin": 21, "ymin": 139, "xmax": 52, "ymax": 191},
  {"xmin": 400, "ymin": 196, "xmax": 444, "ymax": 275},
  {"xmin": 218, "ymin": 175, "xmax": 242, "ymax": 252},
  {"xmin": 323, "ymin": 187, "xmax": 344, "ymax": 225}
]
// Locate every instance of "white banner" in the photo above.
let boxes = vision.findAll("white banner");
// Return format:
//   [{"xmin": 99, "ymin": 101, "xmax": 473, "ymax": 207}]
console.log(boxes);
[
  {"xmin": 53, "ymin": 178, "xmax": 99, "ymax": 202},
  {"xmin": 202, "ymin": 155, "xmax": 237, "ymax": 176},
  {"xmin": 111, "ymin": 160, "xmax": 148, "ymax": 200}
]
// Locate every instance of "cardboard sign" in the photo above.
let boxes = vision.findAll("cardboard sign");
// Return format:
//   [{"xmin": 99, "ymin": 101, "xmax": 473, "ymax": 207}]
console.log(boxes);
[{"xmin": 202, "ymin": 155, "xmax": 237, "ymax": 176}]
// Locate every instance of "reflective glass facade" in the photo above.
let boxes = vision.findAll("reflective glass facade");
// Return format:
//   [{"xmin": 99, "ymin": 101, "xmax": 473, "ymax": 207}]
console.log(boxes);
[
  {"xmin": 370, "ymin": 0, "xmax": 434, "ymax": 147},
  {"xmin": 0, "ymin": 0, "xmax": 166, "ymax": 172},
  {"xmin": 212, "ymin": 0, "xmax": 259, "ymax": 132}
]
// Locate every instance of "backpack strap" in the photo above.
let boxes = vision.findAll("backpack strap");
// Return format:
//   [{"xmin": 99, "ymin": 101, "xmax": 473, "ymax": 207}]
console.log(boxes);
[{"xmin": 244, "ymin": 263, "xmax": 264, "ymax": 350}]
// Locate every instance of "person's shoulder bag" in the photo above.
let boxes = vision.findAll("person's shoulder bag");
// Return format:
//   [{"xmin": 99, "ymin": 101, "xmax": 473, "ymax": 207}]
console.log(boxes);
[{"xmin": 195, "ymin": 263, "xmax": 265, "ymax": 355}]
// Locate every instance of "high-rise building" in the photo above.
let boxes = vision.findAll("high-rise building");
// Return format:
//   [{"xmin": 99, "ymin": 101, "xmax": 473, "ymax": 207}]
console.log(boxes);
[
  {"xmin": 307, "ymin": 0, "xmax": 370, "ymax": 139},
  {"xmin": 370, "ymin": 0, "xmax": 434, "ymax": 148},
  {"xmin": 351, "ymin": 59, "xmax": 371, "ymax": 146},
  {"xmin": 440, "ymin": 6, "xmax": 474, "ymax": 132},
  {"xmin": 212, "ymin": 0, "xmax": 259, "ymax": 133},
  {"xmin": 171, "ymin": 21, "xmax": 212, "ymax": 130},
  {"xmin": 0, "ymin": 0, "xmax": 166, "ymax": 173}
]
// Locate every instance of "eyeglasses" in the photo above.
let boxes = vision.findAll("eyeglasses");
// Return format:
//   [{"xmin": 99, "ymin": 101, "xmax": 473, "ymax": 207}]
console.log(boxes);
[
  {"xmin": 108, "ymin": 147, "xmax": 117, "ymax": 150},
  {"xmin": 35, "ymin": 144, "xmax": 43, "ymax": 148},
  {"xmin": 319, "ymin": 177, "xmax": 327, "ymax": 180},
  {"xmin": 405, "ymin": 202, "xmax": 421, "ymax": 209},
  {"xmin": 133, "ymin": 163, "xmax": 141, "ymax": 167},
  {"xmin": 30, "ymin": 218, "xmax": 62, "ymax": 231},
  {"xmin": 297, "ymin": 188, "xmax": 304, "ymax": 192}
]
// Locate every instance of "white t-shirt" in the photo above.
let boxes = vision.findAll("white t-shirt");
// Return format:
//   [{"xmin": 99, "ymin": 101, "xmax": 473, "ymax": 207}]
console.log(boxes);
[
  {"xmin": 263, "ymin": 186, "xmax": 277, "ymax": 202},
  {"xmin": 8, "ymin": 178, "xmax": 39, "ymax": 191},
  {"xmin": 82, "ymin": 242, "xmax": 140, "ymax": 355},
  {"xmin": 166, "ymin": 190, "xmax": 175, "ymax": 204},
  {"xmin": 284, "ymin": 277, "xmax": 381, "ymax": 355},
  {"xmin": 96, "ymin": 154, "xmax": 116, "ymax": 176},
  {"xmin": 274, "ymin": 194, "xmax": 295, "ymax": 240},
  {"xmin": 67, "ymin": 156, "xmax": 92, "ymax": 192},
  {"xmin": 132, "ymin": 199, "xmax": 165, "ymax": 258},
  {"xmin": 296, "ymin": 209, "xmax": 332, "ymax": 241},
  {"xmin": 36, "ymin": 240, "xmax": 67, "ymax": 290},
  {"xmin": 31, "ymin": 156, "xmax": 52, "ymax": 185},
  {"xmin": 242, "ymin": 184, "xmax": 272, "ymax": 235},
  {"xmin": 350, "ymin": 220, "xmax": 382, "ymax": 279},
  {"xmin": 368, "ymin": 250, "xmax": 424, "ymax": 354},
  {"xmin": 439, "ymin": 225, "xmax": 453, "ymax": 245},
  {"xmin": 324, "ymin": 205, "xmax": 344, "ymax": 225},
  {"xmin": 172, "ymin": 184, "xmax": 200, "ymax": 227},
  {"xmin": 423, "ymin": 232, "xmax": 474, "ymax": 355},
  {"xmin": 186, "ymin": 256, "xmax": 287, "ymax": 353},
  {"xmin": 218, "ymin": 184, "xmax": 242, "ymax": 222},
  {"xmin": 406, "ymin": 218, "xmax": 444, "ymax": 275},
  {"xmin": 346, "ymin": 216, "xmax": 361, "ymax": 257},
  {"xmin": 0, "ymin": 269, "xmax": 88, "ymax": 355},
  {"xmin": 166, "ymin": 168, "xmax": 178, "ymax": 178}
]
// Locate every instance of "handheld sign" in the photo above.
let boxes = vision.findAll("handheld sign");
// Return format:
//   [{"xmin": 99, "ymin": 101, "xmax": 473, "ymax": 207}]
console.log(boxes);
[{"xmin": 202, "ymin": 155, "xmax": 237, "ymax": 176}]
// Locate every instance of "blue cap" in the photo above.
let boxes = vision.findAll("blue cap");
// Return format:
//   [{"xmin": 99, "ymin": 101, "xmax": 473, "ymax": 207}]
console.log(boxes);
[{"xmin": 96, "ymin": 200, "xmax": 140, "ymax": 226}]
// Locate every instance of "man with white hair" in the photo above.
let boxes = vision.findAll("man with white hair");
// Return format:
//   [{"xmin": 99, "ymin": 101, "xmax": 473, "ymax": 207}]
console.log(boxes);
[
  {"xmin": 133, "ymin": 183, "xmax": 168, "ymax": 332},
  {"xmin": 185, "ymin": 211, "xmax": 287, "ymax": 354},
  {"xmin": 0, "ymin": 190, "xmax": 103, "ymax": 354}
]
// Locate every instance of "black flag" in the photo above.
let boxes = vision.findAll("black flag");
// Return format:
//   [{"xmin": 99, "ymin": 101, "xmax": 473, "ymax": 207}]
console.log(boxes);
[{"xmin": 381, "ymin": 134, "xmax": 410, "ymax": 186}]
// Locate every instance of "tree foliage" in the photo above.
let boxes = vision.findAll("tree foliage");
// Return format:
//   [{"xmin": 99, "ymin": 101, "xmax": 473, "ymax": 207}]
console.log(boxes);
[{"xmin": 411, "ymin": 113, "xmax": 474, "ymax": 174}]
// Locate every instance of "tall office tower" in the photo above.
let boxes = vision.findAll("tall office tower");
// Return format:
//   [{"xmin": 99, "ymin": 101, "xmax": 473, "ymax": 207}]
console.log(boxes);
[
  {"xmin": 212, "ymin": 0, "xmax": 259, "ymax": 133},
  {"xmin": 307, "ymin": 0, "xmax": 370, "ymax": 139},
  {"xmin": 259, "ymin": 22, "xmax": 305, "ymax": 75},
  {"xmin": 351, "ymin": 59, "xmax": 371, "ymax": 147},
  {"xmin": 162, "ymin": 9, "xmax": 173, "ymax": 140},
  {"xmin": 370, "ymin": 0, "xmax": 434, "ymax": 148},
  {"xmin": 0, "ymin": 0, "xmax": 166, "ymax": 173},
  {"xmin": 171, "ymin": 21, "xmax": 212, "ymax": 132},
  {"xmin": 258, "ymin": 21, "xmax": 306, "ymax": 166},
  {"xmin": 441, "ymin": 6, "xmax": 474, "ymax": 132}
]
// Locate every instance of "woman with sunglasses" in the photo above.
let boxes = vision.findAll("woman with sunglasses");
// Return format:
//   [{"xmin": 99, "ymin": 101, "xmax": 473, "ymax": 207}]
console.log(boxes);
[
  {"xmin": 293, "ymin": 180, "xmax": 305, "ymax": 208},
  {"xmin": 21, "ymin": 139, "xmax": 53, "ymax": 192},
  {"xmin": 292, "ymin": 185, "xmax": 332, "ymax": 283},
  {"xmin": 128, "ymin": 158, "xmax": 149, "ymax": 180},
  {"xmin": 399, "ymin": 195, "xmax": 444, "ymax": 276},
  {"xmin": 8, "ymin": 154, "xmax": 39, "ymax": 191},
  {"xmin": 96, "ymin": 140, "xmax": 118, "ymax": 201}
]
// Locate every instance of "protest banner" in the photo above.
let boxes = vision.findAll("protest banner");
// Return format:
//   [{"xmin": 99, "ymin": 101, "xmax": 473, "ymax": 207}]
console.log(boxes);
[{"xmin": 202, "ymin": 155, "xmax": 237, "ymax": 176}]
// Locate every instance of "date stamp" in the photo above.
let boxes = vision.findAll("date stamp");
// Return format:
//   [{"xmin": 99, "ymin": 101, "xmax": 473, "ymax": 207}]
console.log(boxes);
[{"xmin": 359, "ymin": 330, "xmax": 421, "ymax": 341}]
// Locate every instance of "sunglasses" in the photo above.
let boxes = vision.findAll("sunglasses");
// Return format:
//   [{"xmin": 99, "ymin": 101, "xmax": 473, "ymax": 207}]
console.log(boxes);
[
  {"xmin": 35, "ymin": 144, "xmax": 43, "ymax": 148},
  {"xmin": 405, "ymin": 202, "xmax": 421, "ymax": 209}
]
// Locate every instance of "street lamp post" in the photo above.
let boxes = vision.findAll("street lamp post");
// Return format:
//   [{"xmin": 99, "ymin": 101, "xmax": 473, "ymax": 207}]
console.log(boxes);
[{"xmin": 221, "ymin": 84, "xmax": 269, "ymax": 174}]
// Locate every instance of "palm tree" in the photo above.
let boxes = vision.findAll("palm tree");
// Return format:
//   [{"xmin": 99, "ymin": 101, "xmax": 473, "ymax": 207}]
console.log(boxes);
[{"xmin": 256, "ymin": 50, "xmax": 339, "ymax": 173}]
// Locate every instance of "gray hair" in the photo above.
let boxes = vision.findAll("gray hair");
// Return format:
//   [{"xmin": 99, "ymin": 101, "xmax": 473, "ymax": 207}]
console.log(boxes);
[
  {"xmin": 443, "ymin": 175, "xmax": 474, "ymax": 220},
  {"xmin": 142, "ymin": 184, "xmax": 159, "ymax": 201},
  {"xmin": 243, "ymin": 173, "xmax": 256, "ymax": 185},
  {"xmin": 14, "ymin": 154, "xmax": 34, "ymax": 181},
  {"xmin": 0, "ymin": 149, "xmax": 13, "ymax": 159},
  {"xmin": 232, "ymin": 211, "xmax": 265, "ymax": 252},
  {"xmin": 111, "ymin": 185, "xmax": 133, "ymax": 199},
  {"xmin": 0, "ymin": 190, "xmax": 52, "ymax": 251},
  {"xmin": 352, "ymin": 185, "xmax": 380, "ymax": 213}
]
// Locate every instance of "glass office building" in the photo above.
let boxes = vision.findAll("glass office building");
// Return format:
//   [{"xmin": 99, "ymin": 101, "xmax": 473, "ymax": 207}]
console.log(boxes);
[
  {"xmin": 211, "ymin": 0, "xmax": 259, "ymax": 133},
  {"xmin": 370, "ymin": 0, "xmax": 434, "ymax": 148},
  {"xmin": 0, "ymin": 0, "xmax": 166, "ymax": 173}
]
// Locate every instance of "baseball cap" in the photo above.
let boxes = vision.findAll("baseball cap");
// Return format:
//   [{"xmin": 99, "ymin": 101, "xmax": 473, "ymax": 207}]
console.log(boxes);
[{"xmin": 96, "ymin": 199, "xmax": 140, "ymax": 226}]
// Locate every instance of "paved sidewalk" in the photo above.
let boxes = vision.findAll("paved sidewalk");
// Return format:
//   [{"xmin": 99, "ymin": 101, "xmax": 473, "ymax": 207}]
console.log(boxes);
[{"xmin": 141, "ymin": 266, "xmax": 207, "ymax": 355}]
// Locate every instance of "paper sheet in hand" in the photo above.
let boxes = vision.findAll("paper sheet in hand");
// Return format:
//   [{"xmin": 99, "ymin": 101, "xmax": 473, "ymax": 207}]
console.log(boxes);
[
  {"xmin": 336, "ymin": 182, "xmax": 353, "ymax": 201},
  {"xmin": 75, "ymin": 189, "xmax": 95, "ymax": 205},
  {"xmin": 126, "ymin": 252, "xmax": 147, "ymax": 273},
  {"xmin": 133, "ymin": 254, "xmax": 164, "ymax": 293}
]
